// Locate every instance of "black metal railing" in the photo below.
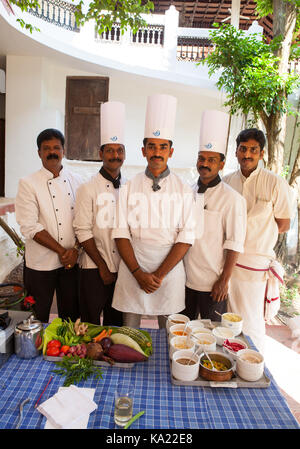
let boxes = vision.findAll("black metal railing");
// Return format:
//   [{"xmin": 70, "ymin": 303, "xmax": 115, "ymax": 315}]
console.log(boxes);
[
  {"xmin": 29, "ymin": 0, "xmax": 80, "ymax": 32},
  {"xmin": 177, "ymin": 37, "xmax": 214, "ymax": 62}
]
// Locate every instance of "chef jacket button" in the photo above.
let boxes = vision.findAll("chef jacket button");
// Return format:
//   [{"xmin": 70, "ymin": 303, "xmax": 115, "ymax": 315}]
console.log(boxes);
[
  {"xmin": 107, "ymin": 185, "xmax": 109, "ymax": 188},
  {"xmin": 59, "ymin": 223, "xmax": 61, "ymax": 225},
  {"xmin": 64, "ymin": 180, "xmax": 66, "ymax": 182},
  {"xmin": 53, "ymin": 195, "xmax": 55, "ymax": 198},
  {"xmin": 56, "ymin": 209, "xmax": 58, "ymax": 212},
  {"xmin": 71, "ymin": 207, "xmax": 74, "ymax": 210},
  {"xmin": 112, "ymin": 250, "xmax": 115, "ymax": 254},
  {"xmin": 49, "ymin": 182, "xmax": 51, "ymax": 185},
  {"xmin": 60, "ymin": 238, "xmax": 63, "ymax": 241},
  {"xmin": 68, "ymin": 193, "xmax": 70, "ymax": 196}
]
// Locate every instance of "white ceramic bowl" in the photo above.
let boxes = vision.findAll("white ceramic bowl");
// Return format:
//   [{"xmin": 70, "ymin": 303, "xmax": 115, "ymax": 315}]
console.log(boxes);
[
  {"xmin": 187, "ymin": 320, "xmax": 205, "ymax": 330},
  {"xmin": 212, "ymin": 327, "xmax": 236, "ymax": 346},
  {"xmin": 167, "ymin": 314, "xmax": 190, "ymax": 332},
  {"xmin": 222, "ymin": 338, "xmax": 248, "ymax": 360},
  {"xmin": 193, "ymin": 333, "xmax": 216, "ymax": 352},
  {"xmin": 169, "ymin": 336, "xmax": 195, "ymax": 359},
  {"xmin": 169, "ymin": 324, "xmax": 190, "ymax": 341},
  {"xmin": 236, "ymin": 349, "xmax": 264, "ymax": 382},
  {"xmin": 191, "ymin": 327, "xmax": 212, "ymax": 336},
  {"xmin": 221, "ymin": 313, "xmax": 243, "ymax": 336},
  {"xmin": 172, "ymin": 349, "xmax": 200, "ymax": 381}
]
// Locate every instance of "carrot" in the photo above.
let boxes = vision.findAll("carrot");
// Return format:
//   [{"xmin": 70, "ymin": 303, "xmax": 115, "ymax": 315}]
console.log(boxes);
[
  {"xmin": 93, "ymin": 330, "xmax": 107, "ymax": 342},
  {"xmin": 108, "ymin": 329, "xmax": 112, "ymax": 336}
]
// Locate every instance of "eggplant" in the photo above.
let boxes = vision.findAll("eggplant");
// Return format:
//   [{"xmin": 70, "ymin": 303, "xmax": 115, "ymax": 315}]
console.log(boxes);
[
  {"xmin": 100, "ymin": 337, "xmax": 113, "ymax": 353},
  {"xmin": 107, "ymin": 344, "xmax": 147, "ymax": 363}
]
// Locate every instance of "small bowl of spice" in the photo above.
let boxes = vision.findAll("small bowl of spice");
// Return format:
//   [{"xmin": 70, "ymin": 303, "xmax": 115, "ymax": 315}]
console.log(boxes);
[
  {"xmin": 169, "ymin": 324, "xmax": 190, "ymax": 341},
  {"xmin": 167, "ymin": 314, "xmax": 190, "ymax": 332},
  {"xmin": 222, "ymin": 338, "xmax": 247, "ymax": 360},
  {"xmin": 236, "ymin": 349, "xmax": 264, "ymax": 382},
  {"xmin": 172, "ymin": 349, "xmax": 200, "ymax": 381},
  {"xmin": 169, "ymin": 336, "xmax": 195, "ymax": 359}
]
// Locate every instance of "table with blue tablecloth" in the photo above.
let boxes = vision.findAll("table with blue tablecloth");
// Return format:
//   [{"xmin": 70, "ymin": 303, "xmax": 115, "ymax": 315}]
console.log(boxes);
[{"xmin": 0, "ymin": 329, "xmax": 298, "ymax": 429}]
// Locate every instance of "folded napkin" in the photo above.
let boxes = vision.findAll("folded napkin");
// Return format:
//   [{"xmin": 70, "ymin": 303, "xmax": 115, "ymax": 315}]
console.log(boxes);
[{"xmin": 38, "ymin": 385, "xmax": 97, "ymax": 429}]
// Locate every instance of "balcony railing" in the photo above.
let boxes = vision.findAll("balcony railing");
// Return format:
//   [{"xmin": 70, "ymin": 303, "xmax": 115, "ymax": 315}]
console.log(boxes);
[
  {"xmin": 29, "ymin": 0, "xmax": 79, "ymax": 32},
  {"xmin": 96, "ymin": 23, "xmax": 164, "ymax": 46},
  {"xmin": 177, "ymin": 37, "xmax": 213, "ymax": 62}
]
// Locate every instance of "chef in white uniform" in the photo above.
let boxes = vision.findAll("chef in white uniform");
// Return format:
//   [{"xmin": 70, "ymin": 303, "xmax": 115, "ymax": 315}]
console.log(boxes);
[
  {"xmin": 111, "ymin": 94, "xmax": 196, "ymax": 329},
  {"xmin": 73, "ymin": 101, "xmax": 126, "ymax": 325},
  {"xmin": 223, "ymin": 128, "xmax": 292, "ymax": 353},
  {"xmin": 15, "ymin": 128, "xmax": 83, "ymax": 323},
  {"xmin": 184, "ymin": 110, "xmax": 247, "ymax": 322}
]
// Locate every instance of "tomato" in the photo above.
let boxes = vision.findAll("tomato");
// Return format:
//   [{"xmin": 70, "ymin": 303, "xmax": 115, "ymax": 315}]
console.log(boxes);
[
  {"xmin": 47, "ymin": 340, "xmax": 61, "ymax": 349},
  {"xmin": 46, "ymin": 347, "xmax": 60, "ymax": 357},
  {"xmin": 60, "ymin": 345, "xmax": 70, "ymax": 355}
]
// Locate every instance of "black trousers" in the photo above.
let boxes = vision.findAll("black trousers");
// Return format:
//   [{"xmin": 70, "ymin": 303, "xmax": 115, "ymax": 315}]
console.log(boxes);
[
  {"xmin": 78, "ymin": 268, "xmax": 123, "ymax": 326},
  {"xmin": 182, "ymin": 286, "xmax": 227, "ymax": 322},
  {"xmin": 24, "ymin": 264, "xmax": 80, "ymax": 323}
]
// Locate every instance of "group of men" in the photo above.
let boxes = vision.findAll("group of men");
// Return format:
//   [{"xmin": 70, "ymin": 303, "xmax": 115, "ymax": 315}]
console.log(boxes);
[{"xmin": 15, "ymin": 94, "xmax": 292, "ymax": 353}]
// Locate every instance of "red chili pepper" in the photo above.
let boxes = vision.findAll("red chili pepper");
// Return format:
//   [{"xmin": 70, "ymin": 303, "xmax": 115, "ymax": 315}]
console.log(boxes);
[
  {"xmin": 223, "ymin": 339, "xmax": 245, "ymax": 352},
  {"xmin": 46, "ymin": 347, "xmax": 60, "ymax": 357}
]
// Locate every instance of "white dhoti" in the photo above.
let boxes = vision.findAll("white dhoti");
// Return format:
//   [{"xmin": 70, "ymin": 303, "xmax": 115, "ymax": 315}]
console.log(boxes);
[
  {"xmin": 228, "ymin": 254, "xmax": 270, "ymax": 354},
  {"xmin": 112, "ymin": 240, "xmax": 186, "ymax": 315}
]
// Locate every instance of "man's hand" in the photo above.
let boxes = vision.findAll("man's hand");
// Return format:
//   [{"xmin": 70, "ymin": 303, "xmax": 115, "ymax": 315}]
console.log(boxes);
[
  {"xmin": 210, "ymin": 277, "xmax": 229, "ymax": 303},
  {"xmin": 60, "ymin": 248, "xmax": 78, "ymax": 269},
  {"xmin": 133, "ymin": 270, "xmax": 162, "ymax": 294},
  {"xmin": 98, "ymin": 265, "xmax": 117, "ymax": 285}
]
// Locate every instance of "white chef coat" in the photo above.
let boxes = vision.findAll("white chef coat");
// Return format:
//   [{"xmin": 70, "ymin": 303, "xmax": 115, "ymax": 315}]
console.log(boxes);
[
  {"xmin": 223, "ymin": 167, "xmax": 292, "ymax": 261},
  {"xmin": 111, "ymin": 171, "xmax": 196, "ymax": 314},
  {"xmin": 15, "ymin": 166, "xmax": 83, "ymax": 271},
  {"xmin": 73, "ymin": 172, "xmax": 126, "ymax": 272},
  {"xmin": 184, "ymin": 181, "xmax": 247, "ymax": 292}
]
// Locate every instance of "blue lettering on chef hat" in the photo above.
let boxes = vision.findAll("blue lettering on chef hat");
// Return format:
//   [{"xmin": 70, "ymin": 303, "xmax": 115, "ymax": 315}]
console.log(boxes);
[
  {"xmin": 110, "ymin": 136, "xmax": 118, "ymax": 142},
  {"xmin": 204, "ymin": 143, "xmax": 213, "ymax": 149},
  {"xmin": 153, "ymin": 130, "xmax": 161, "ymax": 137}
]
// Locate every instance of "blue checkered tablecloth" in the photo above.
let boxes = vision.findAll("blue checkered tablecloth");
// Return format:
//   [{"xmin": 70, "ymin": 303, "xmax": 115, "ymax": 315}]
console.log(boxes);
[{"xmin": 0, "ymin": 329, "xmax": 298, "ymax": 429}]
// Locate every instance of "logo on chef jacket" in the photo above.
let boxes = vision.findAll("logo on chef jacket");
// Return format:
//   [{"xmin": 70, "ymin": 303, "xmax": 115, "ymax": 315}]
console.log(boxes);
[
  {"xmin": 110, "ymin": 136, "xmax": 118, "ymax": 142},
  {"xmin": 204, "ymin": 142, "xmax": 213, "ymax": 149},
  {"xmin": 153, "ymin": 130, "xmax": 161, "ymax": 137}
]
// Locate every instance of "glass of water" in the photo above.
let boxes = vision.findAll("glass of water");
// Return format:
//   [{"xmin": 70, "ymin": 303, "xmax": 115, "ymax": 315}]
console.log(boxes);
[{"xmin": 114, "ymin": 382, "xmax": 134, "ymax": 427}]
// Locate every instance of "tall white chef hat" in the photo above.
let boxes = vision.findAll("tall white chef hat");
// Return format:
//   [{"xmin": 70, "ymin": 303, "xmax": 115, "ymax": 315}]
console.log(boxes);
[
  {"xmin": 199, "ymin": 110, "xmax": 230, "ymax": 156},
  {"xmin": 100, "ymin": 101, "xmax": 125, "ymax": 146},
  {"xmin": 144, "ymin": 94, "xmax": 177, "ymax": 141}
]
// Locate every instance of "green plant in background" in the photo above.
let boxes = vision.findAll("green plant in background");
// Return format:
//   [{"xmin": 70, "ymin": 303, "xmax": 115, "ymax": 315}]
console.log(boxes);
[
  {"xmin": 280, "ymin": 284, "xmax": 299, "ymax": 311},
  {"xmin": 0, "ymin": 217, "xmax": 25, "ymax": 258}
]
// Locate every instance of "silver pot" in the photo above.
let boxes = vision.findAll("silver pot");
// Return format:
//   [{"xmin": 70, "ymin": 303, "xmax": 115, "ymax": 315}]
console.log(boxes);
[{"xmin": 14, "ymin": 315, "xmax": 43, "ymax": 359}]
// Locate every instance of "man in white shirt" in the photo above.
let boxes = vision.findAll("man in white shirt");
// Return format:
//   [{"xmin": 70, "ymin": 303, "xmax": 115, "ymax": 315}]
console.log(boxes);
[
  {"xmin": 184, "ymin": 110, "xmax": 247, "ymax": 322},
  {"xmin": 112, "ymin": 94, "xmax": 196, "ymax": 329},
  {"xmin": 15, "ymin": 129, "xmax": 82, "ymax": 322},
  {"xmin": 73, "ymin": 102, "xmax": 125, "ymax": 326},
  {"xmin": 223, "ymin": 128, "xmax": 292, "ymax": 352}
]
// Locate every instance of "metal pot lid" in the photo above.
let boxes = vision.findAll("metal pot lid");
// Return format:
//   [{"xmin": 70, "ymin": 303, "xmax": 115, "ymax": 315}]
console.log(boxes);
[{"xmin": 16, "ymin": 317, "xmax": 41, "ymax": 331}]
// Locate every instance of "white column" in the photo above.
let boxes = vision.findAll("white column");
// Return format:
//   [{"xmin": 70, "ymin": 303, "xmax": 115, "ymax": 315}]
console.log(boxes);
[
  {"xmin": 163, "ymin": 5, "xmax": 179, "ymax": 69},
  {"xmin": 230, "ymin": 0, "xmax": 240, "ymax": 29}
]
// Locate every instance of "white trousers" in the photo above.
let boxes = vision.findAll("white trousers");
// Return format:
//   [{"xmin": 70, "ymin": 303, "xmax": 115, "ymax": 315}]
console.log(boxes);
[
  {"xmin": 228, "ymin": 276, "xmax": 267, "ymax": 354},
  {"xmin": 123, "ymin": 313, "xmax": 167, "ymax": 330}
]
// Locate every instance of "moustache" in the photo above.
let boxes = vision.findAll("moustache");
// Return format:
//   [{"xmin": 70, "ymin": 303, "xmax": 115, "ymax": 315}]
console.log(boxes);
[
  {"xmin": 108, "ymin": 158, "xmax": 122, "ymax": 163},
  {"xmin": 199, "ymin": 166, "xmax": 211, "ymax": 172},
  {"xmin": 242, "ymin": 158, "xmax": 253, "ymax": 162},
  {"xmin": 47, "ymin": 153, "xmax": 59, "ymax": 160},
  {"xmin": 150, "ymin": 156, "xmax": 163, "ymax": 161}
]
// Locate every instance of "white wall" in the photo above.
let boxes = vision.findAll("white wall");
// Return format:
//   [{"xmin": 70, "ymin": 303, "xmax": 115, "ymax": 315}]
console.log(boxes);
[{"xmin": 5, "ymin": 54, "xmax": 224, "ymax": 198}]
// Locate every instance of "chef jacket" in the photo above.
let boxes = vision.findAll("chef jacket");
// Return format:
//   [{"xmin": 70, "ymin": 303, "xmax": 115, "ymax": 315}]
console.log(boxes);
[
  {"xmin": 112, "ymin": 172, "xmax": 196, "ymax": 246},
  {"xmin": 111, "ymin": 171, "xmax": 197, "ymax": 315},
  {"xmin": 15, "ymin": 166, "xmax": 83, "ymax": 271},
  {"xmin": 73, "ymin": 172, "xmax": 126, "ymax": 272},
  {"xmin": 223, "ymin": 167, "xmax": 293, "ymax": 260},
  {"xmin": 184, "ymin": 181, "xmax": 247, "ymax": 292}
]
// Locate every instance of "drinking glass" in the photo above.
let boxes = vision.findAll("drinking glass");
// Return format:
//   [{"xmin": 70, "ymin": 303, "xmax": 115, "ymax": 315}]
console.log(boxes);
[{"xmin": 114, "ymin": 382, "xmax": 134, "ymax": 427}]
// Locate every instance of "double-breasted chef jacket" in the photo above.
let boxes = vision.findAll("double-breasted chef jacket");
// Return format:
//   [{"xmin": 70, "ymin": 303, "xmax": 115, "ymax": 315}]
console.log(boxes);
[
  {"xmin": 15, "ymin": 165, "xmax": 83, "ymax": 270},
  {"xmin": 73, "ymin": 172, "xmax": 126, "ymax": 272},
  {"xmin": 184, "ymin": 180, "xmax": 247, "ymax": 292},
  {"xmin": 111, "ymin": 171, "xmax": 197, "ymax": 315}
]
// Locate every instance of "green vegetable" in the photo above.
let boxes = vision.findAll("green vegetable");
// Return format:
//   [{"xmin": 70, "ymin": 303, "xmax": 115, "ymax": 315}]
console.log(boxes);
[
  {"xmin": 124, "ymin": 411, "xmax": 145, "ymax": 429},
  {"xmin": 114, "ymin": 327, "xmax": 153, "ymax": 357},
  {"xmin": 52, "ymin": 355, "xmax": 103, "ymax": 387},
  {"xmin": 42, "ymin": 318, "xmax": 63, "ymax": 355},
  {"xmin": 110, "ymin": 333, "xmax": 146, "ymax": 356}
]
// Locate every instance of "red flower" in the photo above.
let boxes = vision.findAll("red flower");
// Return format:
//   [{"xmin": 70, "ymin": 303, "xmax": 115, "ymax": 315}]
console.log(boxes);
[{"xmin": 23, "ymin": 296, "xmax": 35, "ymax": 308}]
